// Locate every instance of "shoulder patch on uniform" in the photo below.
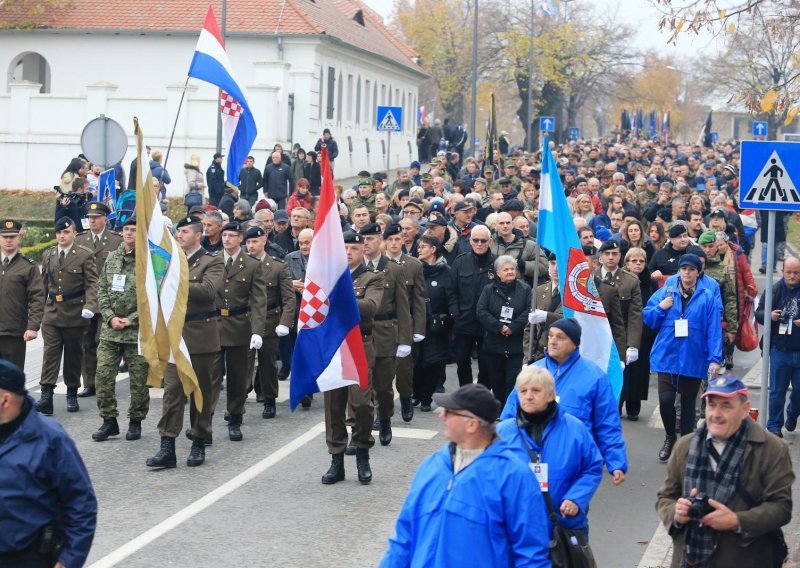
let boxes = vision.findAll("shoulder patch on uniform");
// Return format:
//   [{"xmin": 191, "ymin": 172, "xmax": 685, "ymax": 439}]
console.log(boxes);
[
  {"xmin": 208, "ymin": 251, "xmax": 220, "ymax": 256},
  {"xmin": 21, "ymin": 254, "xmax": 35, "ymax": 264},
  {"xmin": 76, "ymin": 244, "xmax": 94, "ymax": 254},
  {"xmin": 269, "ymin": 255, "xmax": 285, "ymax": 263}
]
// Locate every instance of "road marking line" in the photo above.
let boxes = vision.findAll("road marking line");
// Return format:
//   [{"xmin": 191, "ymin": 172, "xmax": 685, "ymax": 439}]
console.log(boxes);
[
  {"xmin": 649, "ymin": 406, "xmax": 663, "ymax": 429},
  {"xmin": 392, "ymin": 427, "xmax": 438, "ymax": 440},
  {"xmin": 86, "ymin": 421, "xmax": 326, "ymax": 568},
  {"xmin": 637, "ymin": 522, "xmax": 672, "ymax": 568}
]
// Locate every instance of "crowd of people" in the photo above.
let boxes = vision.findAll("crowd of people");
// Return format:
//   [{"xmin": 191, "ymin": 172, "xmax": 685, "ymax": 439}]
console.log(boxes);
[{"xmin": 1, "ymin": 128, "xmax": 798, "ymax": 567}]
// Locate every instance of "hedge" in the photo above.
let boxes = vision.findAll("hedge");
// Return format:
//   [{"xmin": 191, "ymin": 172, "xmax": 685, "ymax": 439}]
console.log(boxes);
[{"xmin": 21, "ymin": 239, "xmax": 56, "ymax": 262}]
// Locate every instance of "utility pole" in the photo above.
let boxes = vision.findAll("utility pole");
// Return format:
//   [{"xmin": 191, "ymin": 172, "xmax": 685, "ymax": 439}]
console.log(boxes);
[{"xmin": 469, "ymin": 0, "xmax": 478, "ymax": 158}]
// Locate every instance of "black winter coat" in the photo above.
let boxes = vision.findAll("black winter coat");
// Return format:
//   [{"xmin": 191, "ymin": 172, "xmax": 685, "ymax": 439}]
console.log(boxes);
[
  {"xmin": 418, "ymin": 261, "xmax": 452, "ymax": 366},
  {"xmin": 476, "ymin": 279, "xmax": 531, "ymax": 355},
  {"xmin": 447, "ymin": 251, "xmax": 496, "ymax": 336},
  {"xmin": 263, "ymin": 162, "xmax": 295, "ymax": 201}
]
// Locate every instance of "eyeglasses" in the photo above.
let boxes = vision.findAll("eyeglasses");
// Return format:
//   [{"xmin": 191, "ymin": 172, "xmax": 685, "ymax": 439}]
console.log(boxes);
[
  {"xmin": 471, "ymin": 238, "xmax": 489, "ymax": 244},
  {"xmin": 444, "ymin": 409, "xmax": 476, "ymax": 420}
]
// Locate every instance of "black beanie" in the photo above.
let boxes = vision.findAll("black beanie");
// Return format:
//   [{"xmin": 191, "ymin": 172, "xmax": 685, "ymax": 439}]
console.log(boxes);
[{"xmin": 551, "ymin": 318, "xmax": 581, "ymax": 346}]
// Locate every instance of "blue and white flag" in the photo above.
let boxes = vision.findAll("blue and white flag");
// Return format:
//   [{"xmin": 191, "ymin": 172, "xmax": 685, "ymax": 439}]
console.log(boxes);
[
  {"xmin": 537, "ymin": 136, "xmax": 624, "ymax": 400},
  {"xmin": 188, "ymin": 6, "xmax": 257, "ymax": 185},
  {"xmin": 97, "ymin": 168, "xmax": 117, "ymax": 221},
  {"xmin": 541, "ymin": 0, "xmax": 556, "ymax": 15}
]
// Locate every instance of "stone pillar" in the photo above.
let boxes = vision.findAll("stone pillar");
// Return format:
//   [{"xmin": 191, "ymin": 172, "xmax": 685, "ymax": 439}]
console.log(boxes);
[
  {"xmin": 85, "ymin": 81, "xmax": 118, "ymax": 121},
  {"xmin": 7, "ymin": 81, "xmax": 42, "ymax": 189},
  {"xmin": 289, "ymin": 67, "xmax": 315, "ymax": 150},
  {"xmin": 253, "ymin": 61, "xmax": 290, "ymax": 143}
]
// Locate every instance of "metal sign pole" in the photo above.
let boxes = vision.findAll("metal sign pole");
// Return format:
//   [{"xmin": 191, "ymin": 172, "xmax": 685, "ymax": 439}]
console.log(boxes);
[
  {"xmin": 759, "ymin": 209, "xmax": 776, "ymax": 427},
  {"xmin": 386, "ymin": 131, "xmax": 392, "ymax": 172}
]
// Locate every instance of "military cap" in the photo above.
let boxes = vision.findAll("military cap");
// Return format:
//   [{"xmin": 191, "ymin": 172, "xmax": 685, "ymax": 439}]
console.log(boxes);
[
  {"xmin": 358, "ymin": 222, "xmax": 383, "ymax": 237},
  {"xmin": 668, "ymin": 224, "xmax": 688, "ymax": 238},
  {"xmin": 428, "ymin": 202, "xmax": 447, "ymax": 217},
  {"xmin": 86, "ymin": 202, "xmax": 111, "ymax": 216},
  {"xmin": 420, "ymin": 173, "xmax": 433, "ymax": 181},
  {"xmin": 582, "ymin": 245, "xmax": 598, "ymax": 257},
  {"xmin": 0, "ymin": 219, "xmax": 22, "ymax": 236},
  {"xmin": 473, "ymin": 177, "xmax": 488, "ymax": 186},
  {"xmin": 121, "ymin": 215, "xmax": 137, "ymax": 228},
  {"xmin": 403, "ymin": 199, "xmax": 424, "ymax": 212},
  {"xmin": 55, "ymin": 217, "xmax": 74, "ymax": 231},
  {"xmin": 501, "ymin": 199, "xmax": 524, "ymax": 212},
  {"xmin": 176, "ymin": 216, "xmax": 203, "ymax": 229},
  {"xmin": 244, "ymin": 226, "xmax": 266, "ymax": 240},
  {"xmin": 274, "ymin": 210, "xmax": 289, "ymax": 222},
  {"xmin": 0, "ymin": 359, "xmax": 26, "ymax": 396},
  {"xmin": 343, "ymin": 230, "xmax": 363, "ymax": 244},
  {"xmin": 483, "ymin": 166, "xmax": 494, "ymax": 174},
  {"xmin": 678, "ymin": 253, "xmax": 702, "ymax": 270},
  {"xmin": 453, "ymin": 201, "xmax": 476, "ymax": 212},
  {"xmin": 358, "ymin": 177, "xmax": 373, "ymax": 187},
  {"xmin": 188, "ymin": 205, "xmax": 206, "ymax": 216},
  {"xmin": 426, "ymin": 215, "xmax": 448, "ymax": 227},
  {"xmin": 698, "ymin": 230, "xmax": 717, "ymax": 245},
  {"xmin": 598, "ymin": 240, "xmax": 620, "ymax": 253},
  {"xmin": 383, "ymin": 223, "xmax": 402, "ymax": 238},
  {"xmin": 498, "ymin": 178, "xmax": 512, "ymax": 185},
  {"xmin": 221, "ymin": 221, "xmax": 243, "ymax": 233}
]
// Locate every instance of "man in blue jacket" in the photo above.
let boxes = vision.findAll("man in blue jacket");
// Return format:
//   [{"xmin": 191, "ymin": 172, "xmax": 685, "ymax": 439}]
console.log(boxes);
[
  {"xmin": 380, "ymin": 383, "xmax": 550, "ymax": 567},
  {"xmin": 501, "ymin": 318, "xmax": 628, "ymax": 485},
  {"xmin": 0, "ymin": 359, "xmax": 97, "ymax": 567}
]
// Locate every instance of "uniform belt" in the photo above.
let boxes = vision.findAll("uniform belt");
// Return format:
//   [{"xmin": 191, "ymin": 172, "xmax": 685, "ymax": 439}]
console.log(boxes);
[
  {"xmin": 185, "ymin": 309, "xmax": 219, "ymax": 322},
  {"xmin": 374, "ymin": 312, "xmax": 397, "ymax": 321},
  {"xmin": 50, "ymin": 290, "xmax": 84, "ymax": 303},
  {"xmin": 219, "ymin": 305, "xmax": 249, "ymax": 317}
]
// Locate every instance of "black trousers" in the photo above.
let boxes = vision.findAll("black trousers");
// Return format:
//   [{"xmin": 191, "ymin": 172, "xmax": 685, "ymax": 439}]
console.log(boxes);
[
  {"xmin": 453, "ymin": 334, "xmax": 489, "ymax": 388},
  {"xmin": 658, "ymin": 373, "xmax": 701, "ymax": 437},
  {"xmin": 484, "ymin": 352, "xmax": 523, "ymax": 408},
  {"xmin": 413, "ymin": 361, "xmax": 446, "ymax": 405}
]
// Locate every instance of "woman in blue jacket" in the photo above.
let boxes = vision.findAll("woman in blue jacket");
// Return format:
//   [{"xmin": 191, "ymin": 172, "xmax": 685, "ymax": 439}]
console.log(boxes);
[
  {"xmin": 498, "ymin": 366, "xmax": 603, "ymax": 541},
  {"xmin": 643, "ymin": 253, "xmax": 723, "ymax": 462}
]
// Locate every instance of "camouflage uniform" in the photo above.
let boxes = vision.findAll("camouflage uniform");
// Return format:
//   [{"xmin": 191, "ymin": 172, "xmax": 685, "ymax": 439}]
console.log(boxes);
[
  {"xmin": 703, "ymin": 254, "xmax": 739, "ymax": 335},
  {"xmin": 95, "ymin": 243, "xmax": 149, "ymax": 421}
]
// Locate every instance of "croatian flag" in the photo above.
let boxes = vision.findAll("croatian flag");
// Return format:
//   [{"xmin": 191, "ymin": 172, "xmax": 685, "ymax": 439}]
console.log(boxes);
[
  {"xmin": 188, "ymin": 6, "xmax": 257, "ymax": 185},
  {"xmin": 289, "ymin": 146, "xmax": 368, "ymax": 410},
  {"xmin": 537, "ymin": 136, "xmax": 623, "ymax": 400}
]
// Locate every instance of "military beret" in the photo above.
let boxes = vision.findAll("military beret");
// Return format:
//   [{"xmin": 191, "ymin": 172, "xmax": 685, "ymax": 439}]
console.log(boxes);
[
  {"xmin": 668, "ymin": 224, "xmax": 688, "ymax": 238},
  {"xmin": 0, "ymin": 219, "xmax": 22, "ymax": 236},
  {"xmin": 221, "ymin": 222, "xmax": 243, "ymax": 233},
  {"xmin": 598, "ymin": 240, "xmax": 620, "ymax": 253},
  {"xmin": 698, "ymin": 230, "xmax": 717, "ymax": 245},
  {"xmin": 582, "ymin": 245, "xmax": 598, "ymax": 257},
  {"xmin": 244, "ymin": 227, "xmax": 266, "ymax": 240},
  {"xmin": 86, "ymin": 201, "xmax": 111, "ymax": 216},
  {"xmin": 358, "ymin": 222, "xmax": 383, "ymax": 237},
  {"xmin": 121, "ymin": 215, "xmax": 137, "ymax": 228},
  {"xmin": 547, "ymin": 251, "xmax": 557, "ymax": 261},
  {"xmin": 426, "ymin": 215, "xmax": 448, "ymax": 227},
  {"xmin": 358, "ymin": 177, "xmax": 373, "ymax": 187},
  {"xmin": 453, "ymin": 201, "xmax": 476, "ymax": 212},
  {"xmin": 656, "ymin": 208, "xmax": 673, "ymax": 222},
  {"xmin": 343, "ymin": 230, "xmax": 363, "ymax": 244},
  {"xmin": 501, "ymin": 199, "xmax": 524, "ymax": 212},
  {"xmin": 383, "ymin": 223, "xmax": 402, "ymax": 238},
  {"xmin": 55, "ymin": 216, "xmax": 74, "ymax": 231},
  {"xmin": 176, "ymin": 216, "xmax": 203, "ymax": 229},
  {"xmin": 0, "ymin": 359, "xmax": 26, "ymax": 396}
]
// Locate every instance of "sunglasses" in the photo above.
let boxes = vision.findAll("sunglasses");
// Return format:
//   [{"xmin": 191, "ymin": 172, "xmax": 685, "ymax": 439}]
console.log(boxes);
[
  {"xmin": 444, "ymin": 409, "xmax": 476, "ymax": 420},
  {"xmin": 471, "ymin": 238, "xmax": 489, "ymax": 244}
]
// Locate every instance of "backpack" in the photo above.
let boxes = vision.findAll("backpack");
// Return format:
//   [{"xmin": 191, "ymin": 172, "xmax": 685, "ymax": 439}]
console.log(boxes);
[{"xmin": 115, "ymin": 190, "xmax": 136, "ymax": 230}]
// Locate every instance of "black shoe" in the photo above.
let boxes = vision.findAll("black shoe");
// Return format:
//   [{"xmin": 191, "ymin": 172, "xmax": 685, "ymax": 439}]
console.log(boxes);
[
  {"xmin": 345, "ymin": 436, "xmax": 357, "ymax": 456},
  {"xmin": 420, "ymin": 403, "xmax": 432, "ymax": 412},
  {"xmin": 627, "ymin": 414, "xmax": 639, "ymax": 422},
  {"xmin": 262, "ymin": 399, "xmax": 276, "ymax": 419},
  {"xmin": 278, "ymin": 367, "xmax": 291, "ymax": 381},
  {"xmin": 256, "ymin": 394, "xmax": 265, "ymax": 403},
  {"xmin": 146, "ymin": 437, "xmax": 177, "ymax": 469},
  {"xmin": 66, "ymin": 388, "xmax": 79, "ymax": 413},
  {"xmin": 301, "ymin": 394, "xmax": 313, "ymax": 408},
  {"xmin": 658, "ymin": 435, "xmax": 677, "ymax": 462},
  {"xmin": 379, "ymin": 419, "xmax": 392, "ymax": 446},
  {"xmin": 223, "ymin": 411, "xmax": 230, "ymax": 422},
  {"xmin": 770, "ymin": 429, "xmax": 784, "ymax": 438},
  {"xmin": 78, "ymin": 386, "xmax": 96, "ymax": 398},
  {"xmin": 411, "ymin": 396, "xmax": 420, "ymax": 407},
  {"xmin": 228, "ymin": 414, "xmax": 243, "ymax": 441},
  {"xmin": 186, "ymin": 439, "xmax": 206, "ymax": 467},
  {"xmin": 400, "ymin": 397, "xmax": 414, "ymax": 423},
  {"xmin": 126, "ymin": 420, "xmax": 142, "ymax": 441},
  {"xmin": 92, "ymin": 418, "xmax": 120, "ymax": 441},
  {"xmin": 372, "ymin": 416, "xmax": 380, "ymax": 430},
  {"xmin": 185, "ymin": 428, "xmax": 212, "ymax": 446},
  {"xmin": 356, "ymin": 448, "xmax": 372, "ymax": 484},
  {"xmin": 759, "ymin": 266, "xmax": 766, "ymax": 274},
  {"xmin": 36, "ymin": 387, "xmax": 54, "ymax": 415},
  {"xmin": 786, "ymin": 414, "xmax": 798, "ymax": 432},
  {"xmin": 434, "ymin": 386, "xmax": 445, "ymax": 394},
  {"xmin": 321, "ymin": 453, "xmax": 345, "ymax": 485}
]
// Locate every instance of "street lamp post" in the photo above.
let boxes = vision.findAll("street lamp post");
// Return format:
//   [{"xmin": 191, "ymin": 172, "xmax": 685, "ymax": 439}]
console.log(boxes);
[
  {"xmin": 527, "ymin": 0, "xmax": 534, "ymax": 152},
  {"xmin": 469, "ymin": 0, "xmax": 478, "ymax": 158}
]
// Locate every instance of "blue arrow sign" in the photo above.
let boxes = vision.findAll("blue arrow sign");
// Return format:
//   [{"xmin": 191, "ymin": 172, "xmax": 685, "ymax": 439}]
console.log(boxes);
[
  {"xmin": 710, "ymin": 131, "xmax": 718, "ymax": 143},
  {"xmin": 540, "ymin": 116, "xmax": 555, "ymax": 133},
  {"xmin": 739, "ymin": 140, "xmax": 800, "ymax": 211},
  {"xmin": 568, "ymin": 127, "xmax": 580, "ymax": 140},
  {"xmin": 753, "ymin": 121, "xmax": 768, "ymax": 137},
  {"xmin": 376, "ymin": 106, "xmax": 403, "ymax": 132}
]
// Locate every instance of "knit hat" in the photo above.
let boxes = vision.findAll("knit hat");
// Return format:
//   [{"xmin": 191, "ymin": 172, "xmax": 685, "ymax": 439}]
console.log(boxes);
[{"xmin": 551, "ymin": 318, "xmax": 581, "ymax": 346}]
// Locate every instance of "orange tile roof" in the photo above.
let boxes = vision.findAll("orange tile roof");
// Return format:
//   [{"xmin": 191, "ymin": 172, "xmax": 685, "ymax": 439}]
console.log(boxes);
[{"xmin": 0, "ymin": 0, "xmax": 424, "ymax": 74}]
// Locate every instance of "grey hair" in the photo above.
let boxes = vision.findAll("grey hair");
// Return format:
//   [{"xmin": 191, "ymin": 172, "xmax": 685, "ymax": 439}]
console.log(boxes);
[
  {"xmin": 434, "ymin": 406, "xmax": 496, "ymax": 436},
  {"xmin": 515, "ymin": 366, "xmax": 555, "ymax": 396},
  {"xmin": 494, "ymin": 254, "xmax": 516, "ymax": 272},
  {"xmin": 234, "ymin": 200, "xmax": 251, "ymax": 216},
  {"xmin": 205, "ymin": 211, "xmax": 223, "ymax": 225}
]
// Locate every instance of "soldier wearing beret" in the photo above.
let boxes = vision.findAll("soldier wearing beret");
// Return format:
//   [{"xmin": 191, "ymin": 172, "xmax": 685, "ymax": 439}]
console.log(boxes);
[
  {"xmin": 244, "ymin": 225, "xmax": 296, "ymax": 419},
  {"xmin": 525, "ymin": 251, "xmax": 564, "ymax": 362},
  {"xmin": 91, "ymin": 215, "xmax": 151, "ymax": 442},
  {"xmin": 213, "ymin": 222, "xmax": 267, "ymax": 441},
  {"xmin": 322, "ymin": 230, "xmax": 384, "ymax": 485},
  {"xmin": 147, "ymin": 216, "xmax": 224, "ymax": 469},
  {"xmin": 77, "ymin": 201, "xmax": 123, "ymax": 398},
  {"xmin": 37, "ymin": 216, "xmax": 99, "ymax": 415},
  {"xmin": 583, "ymin": 243, "xmax": 627, "ymax": 359},
  {"xmin": 0, "ymin": 219, "xmax": 44, "ymax": 370}
]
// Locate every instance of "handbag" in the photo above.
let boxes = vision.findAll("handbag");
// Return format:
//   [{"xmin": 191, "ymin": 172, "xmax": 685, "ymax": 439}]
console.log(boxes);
[
  {"xmin": 184, "ymin": 190, "xmax": 203, "ymax": 207},
  {"xmin": 735, "ymin": 299, "xmax": 759, "ymax": 352}
]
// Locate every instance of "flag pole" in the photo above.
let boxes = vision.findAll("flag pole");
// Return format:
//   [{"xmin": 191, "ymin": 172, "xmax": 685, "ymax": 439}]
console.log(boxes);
[{"xmin": 162, "ymin": 76, "xmax": 191, "ymax": 174}]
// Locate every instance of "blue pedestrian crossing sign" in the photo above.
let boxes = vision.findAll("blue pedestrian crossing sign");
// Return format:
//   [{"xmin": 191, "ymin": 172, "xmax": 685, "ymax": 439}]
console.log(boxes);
[
  {"xmin": 568, "ymin": 127, "xmax": 580, "ymax": 140},
  {"xmin": 711, "ymin": 131, "xmax": 718, "ymax": 143},
  {"xmin": 377, "ymin": 106, "xmax": 402, "ymax": 132},
  {"xmin": 540, "ymin": 116, "xmax": 555, "ymax": 133},
  {"xmin": 752, "ymin": 121, "xmax": 768, "ymax": 137},
  {"xmin": 739, "ymin": 141, "xmax": 800, "ymax": 211}
]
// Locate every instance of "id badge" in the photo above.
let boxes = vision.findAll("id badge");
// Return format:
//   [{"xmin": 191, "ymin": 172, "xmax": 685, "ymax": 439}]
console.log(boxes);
[
  {"xmin": 500, "ymin": 306, "xmax": 514, "ymax": 322},
  {"xmin": 529, "ymin": 462, "xmax": 549, "ymax": 492},
  {"xmin": 675, "ymin": 318, "xmax": 689, "ymax": 338},
  {"xmin": 779, "ymin": 321, "xmax": 792, "ymax": 335},
  {"xmin": 111, "ymin": 274, "xmax": 126, "ymax": 292},
  {"xmin": 81, "ymin": 218, "xmax": 90, "ymax": 230}
]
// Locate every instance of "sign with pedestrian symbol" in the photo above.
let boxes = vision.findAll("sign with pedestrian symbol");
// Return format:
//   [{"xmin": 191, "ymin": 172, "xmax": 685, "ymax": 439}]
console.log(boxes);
[
  {"xmin": 540, "ymin": 116, "xmax": 555, "ymax": 133},
  {"xmin": 739, "ymin": 141, "xmax": 800, "ymax": 211},
  {"xmin": 569, "ymin": 127, "xmax": 580, "ymax": 140},
  {"xmin": 376, "ymin": 106, "xmax": 402, "ymax": 132},
  {"xmin": 752, "ymin": 121, "xmax": 768, "ymax": 138}
]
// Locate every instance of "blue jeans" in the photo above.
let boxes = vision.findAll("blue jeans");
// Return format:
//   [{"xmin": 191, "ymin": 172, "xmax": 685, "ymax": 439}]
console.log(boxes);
[{"xmin": 768, "ymin": 348, "xmax": 800, "ymax": 431}]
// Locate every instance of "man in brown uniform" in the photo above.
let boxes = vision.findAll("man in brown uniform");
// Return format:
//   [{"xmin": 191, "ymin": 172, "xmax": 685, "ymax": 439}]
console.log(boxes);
[
  {"xmin": 383, "ymin": 223, "xmax": 426, "ymax": 422},
  {"xmin": 244, "ymin": 225, "xmax": 296, "ymax": 419},
  {"xmin": 147, "ymin": 216, "xmax": 224, "ymax": 469},
  {"xmin": 0, "ymin": 220, "xmax": 44, "ymax": 370},
  {"xmin": 37, "ymin": 217, "xmax": 99, "ymax": 415},
  {"xmin": 214, "ymin": 222, "xmax": 267, "ymax": 441},
  {"xmin": 357, "ymin": 223, "xmax": 411, "ymax": 447},
  {"xmin": 77, "ymin": 202, "xmax": 123, "ymax": 398},
  {"xmin": 526, "ymin": 252, "xmax": 564, "ymax": 362},
  {"xmin": 322, "ymin": 230, "xmax": 384, "ymax": 485}
]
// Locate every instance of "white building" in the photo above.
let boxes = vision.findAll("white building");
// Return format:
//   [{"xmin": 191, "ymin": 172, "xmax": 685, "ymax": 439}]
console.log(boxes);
[{"xmin": 0, "ymin": 0, "xmax": 426, "ymax": 195}]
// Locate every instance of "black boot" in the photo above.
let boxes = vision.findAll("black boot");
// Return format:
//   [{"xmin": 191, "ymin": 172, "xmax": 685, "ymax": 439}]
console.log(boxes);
[
  {"xmin": 400, "ymin": 397, "xmax": 414, "ymax": 422},
  {"xmin": 321, "ymin": 453, "xmax": 346, "ymax": 484},
  {"xmin": 66, "ymin": 387, "xmax": 79, "ymax": 413},
  {"xmin": 379, "ymin": 419, "xmax": 392, "ymax": 446},
  {"xmin": 126, "ymin": 420, "xmax": 142, "ymax": 441},
  {"xmin": 372, "ymin": 416, "xmax": 380, "ymax": 430},
  {"xmin": 186, "ymin": 439, "xmax": 206, "ymax": 467},
  {"xmin": 228, "ymin": 414, "xmax": 243, "ymax": 441},
  {"xmin": 262, "ymin": 398, "xmax": 276, "ymax": 419},
  {"xmin": 345, "ymin": 431, "xmax": 357, "ymax": 456},
  {"xmin": 36, "ymin": 386, "xmax": 54, "ymax": 415},
  {"xmin": 658, "ymin": 435, "xmax": 677, "ymax": 462},
  {"xmin": 185, "ymin": 428, "xmax": 213, "ymax": 446},
  {"xmin": 78, "ymin": 386, "xmax": 96, "ymax": 398},
  {"xmin": 301, "ymin": 394, "xmax": 313, "ymax": 409},
  {"xmin": 92, "ymin": 418, "xmax": 120, "ymax": 441},
  {"xmin": 223, "ymin": 411, "xmax": 230, "ymax": 422},
  {"xmin": 278, "ymin": 366, "xmax": 291, "ymax": 381},
  {"xmin": 146, "ymin": 437, "xmax": 177, "ymax": 469},
  {"xmin": 355, "ymin": 448, "xmax": 372, "ymax": 484}
]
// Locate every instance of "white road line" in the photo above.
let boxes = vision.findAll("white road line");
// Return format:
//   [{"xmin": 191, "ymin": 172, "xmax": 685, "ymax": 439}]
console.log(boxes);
[
  {"xmin": 87, "ymin": 421, "xmax": 326, "ymax": 568},
  {"xmin": 649, "ymin": 406, "xmax": 663, "ymax": 429},
  {"xmin": 637, "ymin": 522, "xmax": 672, "ymax": 568},
  {"xmin": 392, "ymin": 427, "xmax": 438, "ymax": 440}
]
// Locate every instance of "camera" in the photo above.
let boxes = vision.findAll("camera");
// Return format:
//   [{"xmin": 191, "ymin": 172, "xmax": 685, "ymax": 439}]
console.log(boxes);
[
  {"xmin": 54, "ymin": 186, "xmax": 88, "ymax": 207},
  {"xmin": 688, "ymin": 492, "xmax": 714, "ymax": 520}
]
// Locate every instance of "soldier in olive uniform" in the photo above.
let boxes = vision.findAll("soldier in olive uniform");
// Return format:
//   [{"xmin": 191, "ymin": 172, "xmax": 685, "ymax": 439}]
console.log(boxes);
[
  {"xmin": 322, "ymin": 230, "xmax": 384, "ymax": 486},
  {"xmin": 147, "ymin": 216, "xmax": 224, "ymax": 469},
  {"xmin": 244, "ymin": 226, "xmax": 296, "ymax": 419},
  {"xmin": 214, "ymin": 222, "xmax": 267, "ymax": 441},
  {"xmin": 91, "ymin": 216, "xmax": 150, "ymax": 442},
  {"xmin": 0, "ymin": 219, "xmax": 44, "ymax": 369},
  {"xmin": 355, "ymin": 223, "xmax": 411, "ymax": 447},
  {"xmin": 525, "ymin": 252, "xmax": 564, "ymax": 362},
  {"xmin": 698, "ymin": 230, "xmax": 738, "ymax": 369},
  {"xmin": 584, "ymin": 245, "xmax": 627, "ymax": 359},
  {"xmin": 38, "ymin": 217, "xmax": 99, "ymax": 415},
  {"xmin": 383, "ymin": 223, "xmax": 426, "ymax": 421},
  {"xmin": 77, "ymin": 201, "xmax": 123, "ymax": 398}
]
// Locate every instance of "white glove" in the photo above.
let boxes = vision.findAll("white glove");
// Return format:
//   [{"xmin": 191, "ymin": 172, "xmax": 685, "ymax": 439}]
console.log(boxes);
[
  {"xmin": 249, "ymin": 334, "xmax": 263, "ymax": 350},
  {"xmin": 81, "ymin": 309, "xmax": 94, "ymax": 319},
  {"xmin": 396, "ymin": 344, "xmax": 412, "ymax": 358},
  {"xmin": 275, "ymin": 325, "xmax": 290, "ymax": 337},
  {"xmin": 413, "ymin": 334, "xmax": 425, "ymax": 343},
  {"xmin": 528, "ymin": 309, "xmax": 547, "ymax": 325},
  {"xmin": 625, "ymin": 347, "xmax": 639, "ymax": 365}
]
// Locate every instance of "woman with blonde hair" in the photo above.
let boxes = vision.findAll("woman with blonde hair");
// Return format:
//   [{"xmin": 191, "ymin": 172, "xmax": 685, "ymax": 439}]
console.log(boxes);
[{"xmin": 571, "ymin": 194, "xmax": 595, "ymax": 223}]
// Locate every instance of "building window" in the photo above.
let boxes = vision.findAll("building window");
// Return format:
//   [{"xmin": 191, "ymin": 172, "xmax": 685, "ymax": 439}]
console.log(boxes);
[
  {"xmin": 347, "ymin": 74, "xmax": 354, "ymax": 122},
  {"xmin": 373, "ymin": 82, "xmax": 378, "ymax": 124},
  {"xmin": 402, "ymin": 91, "xmax": 407, "ymax": 131},
  {"xmin": 337, "ymin": 71, "xmax": 343, "ymax": 124},
  {"xmin": 7, "ymin": 52, "xmax": 51, "ymax": 93},
  {"xmin": 381, "ymin": 84, "xmax": 386, "ymax": 105},
  {"xmin": 365, "ymin": 80, "xmax": 371, "ymax": 125},
  {"xmin": 326, "ymin": 66, "xmax": 336, "ymax": 120},
  {"xmin": 356, "ymin": 77, "xmax": 362, "ymax": 125}
]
